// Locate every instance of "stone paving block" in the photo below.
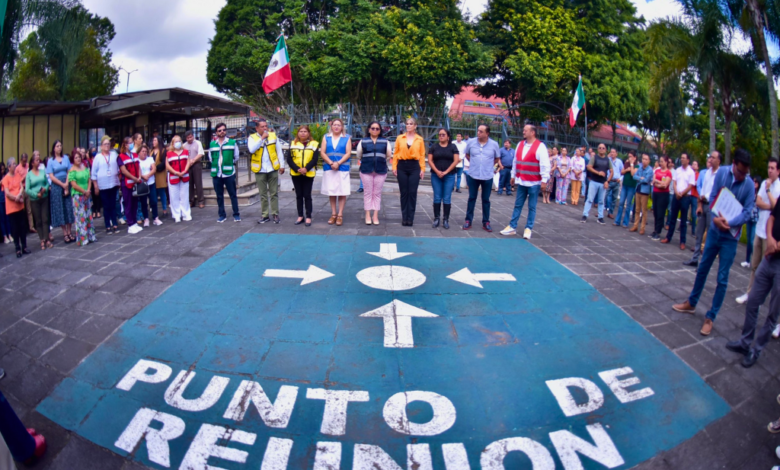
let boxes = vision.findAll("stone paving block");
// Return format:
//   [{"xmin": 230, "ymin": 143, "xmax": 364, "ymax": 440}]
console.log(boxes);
[
  {"xmin": 70, "ymin": 315, "xmax": 123, "ymax": 345},
  {"xmin": 75, "ymin": 274, "xmax": 115, "ymax": 290},
  {"xmin": 707, "ymin": 367, "xmax": 757, "ymax": 406},
  {"xmin": 0, "ymin": 319, "xmax": 39, "ymax": 346},
  {"xmin": 647, "ymin": 322, "xmax": 698, "ymax": 349},
  {"xmin": 4, "ymin": 361, "xmax": 64, "ymax": 407},
  {"xmin": 41, "ymin": 337, "xmax": 96, "ymax": 374},
  {"xmin": 676, "ymin": 344, "xmax": 727, "ymax": 376},
  {"xmin": 46, "ymin": 435, "xmax": 125, "ymax": 470},
  {"xmin": 16, "ymin": 327, "xmax": 63, "ymax": 358},
  {"xmin": 51, "ymin": 286, "xmax": 94, "ymax": 308},
  {"xmin": 46, "ymin": 309, "xmax": 91, "ymax": 335}
]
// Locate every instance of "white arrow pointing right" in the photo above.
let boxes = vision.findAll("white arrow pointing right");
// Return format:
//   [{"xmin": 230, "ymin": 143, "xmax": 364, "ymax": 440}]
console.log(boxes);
[
  {"xmin": 360, "ymin": 300, "xmax": 438, "ymax": 348},
  {"xmin": 447, "ymin": 268, "xmax": 516, "ymax": 288},
  {"xmin": 263, "ymin": 265, "xmax": 335, "ymax": 286}
]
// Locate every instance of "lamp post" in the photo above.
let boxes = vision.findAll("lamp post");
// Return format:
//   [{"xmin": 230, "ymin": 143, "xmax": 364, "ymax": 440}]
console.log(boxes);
[{"xmin": 119, "ymin": 67, "xmax": 139, "ymax": 93}]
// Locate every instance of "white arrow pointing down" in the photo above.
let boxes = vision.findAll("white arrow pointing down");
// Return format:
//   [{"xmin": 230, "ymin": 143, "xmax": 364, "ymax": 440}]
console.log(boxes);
[
  {"xmin": 360, "ymin": 300, "xmax": 438, "ymax": 348},
  {"xmin": 263, "ymin": 265, "xmax": 334, "ymax": 285},
  {"xmin": 447, "ymin": 268, "xmax": 516, "ymax": 288},
  {"xmin": 367, "ymin": 243, "xmax": 413, "ymax": 261}
]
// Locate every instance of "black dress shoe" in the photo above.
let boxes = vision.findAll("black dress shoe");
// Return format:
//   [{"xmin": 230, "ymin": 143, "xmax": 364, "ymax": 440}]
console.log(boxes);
[
  {"xmin": 741, "ymin": 349, "xmax": 759, "ymax": 368},
  {"xmin": 294, "ymin": 218, "xmax": 305, "ymax": 225},
  {"xmin": 725, "ymin": 340, "xmax": 750, "ymax": 355},
  {"xmin": 402, "ymin": 220, "xmax": 408, "ymax": 226},
  {"xmin": 442, "ymin": 219, "xmax": 449, "ymax": 229},
  {"xmin": 22, "ymin": 248, "xmax": 31, "ymax": 254},
  {"xmin": 432, "ymin": 218, "xmax": 440, "ymax": 228},
  {"xmin": 683, "ymin": 260, "xmax": 698, "ymax": 267}
]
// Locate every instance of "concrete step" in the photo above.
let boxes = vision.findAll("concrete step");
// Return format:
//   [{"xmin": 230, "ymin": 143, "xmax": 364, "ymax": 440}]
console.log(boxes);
[{"xmin": 204, "ymin": 187, "xmax": 260, "ymax": 207}]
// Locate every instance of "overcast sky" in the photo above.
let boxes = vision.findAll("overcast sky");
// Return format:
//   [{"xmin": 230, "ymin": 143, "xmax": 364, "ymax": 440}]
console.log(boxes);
[{"xmin": 82, "ymin": 0, "xmax": 764, "ymax": 97}]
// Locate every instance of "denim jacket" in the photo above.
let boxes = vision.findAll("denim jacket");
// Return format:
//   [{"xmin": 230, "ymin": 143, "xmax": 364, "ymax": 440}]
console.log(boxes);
[{"xmin": 633, "ymin": 164, "xmax": 654, "ymax": 195}]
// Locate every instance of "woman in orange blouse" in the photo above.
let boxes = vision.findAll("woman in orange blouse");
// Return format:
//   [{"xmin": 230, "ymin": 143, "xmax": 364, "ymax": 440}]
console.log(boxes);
[{"xmin": 393, "ymin": 118, "xmax": 426, "ymax": 226}]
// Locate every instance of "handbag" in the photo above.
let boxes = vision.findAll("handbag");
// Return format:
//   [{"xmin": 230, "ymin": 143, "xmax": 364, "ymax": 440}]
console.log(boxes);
[{"xmin": 133, "ymin": 181, "xmax": 150, "ymax": 197}]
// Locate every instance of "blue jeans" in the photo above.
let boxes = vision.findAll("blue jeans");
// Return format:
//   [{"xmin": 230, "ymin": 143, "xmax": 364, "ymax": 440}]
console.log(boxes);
[
  {"xmin": 116, "ymin": 190, "xmax": 124, "ymax": 219},
  {"xmin": 99, "ymin": 186, "xmax": 119, "ymax": 229},
  {"xmin": 509, "ymin": 184, "xmax": 540, "ymax": 230},
  {"xmin": 465, "ymin": 174, "xmax": 492, "ymax": 223},
  {"xmin": 497, "ymin": 168, "xmax": 513, "ymax": 194},
  {"xmin": 605, "ymin": 180, "xmax": 620, "ymax": 214},
  {"xmin": 690, "ymin": 198, "xmax": 697, "ymax": 235},
  {"xmin": 431, "ymin": 172, "xmax": 455, "ymax": 204},
  {"xmin": 157, "ymin": 187, "xmax": 168, "ymax": 212},
  {"xmin": 0, "ymin": 191, "xmax": 10, "ymax": 237},
  {"xmin": 688, "ymin": 227, "xmax": 739, "ymax": 320},
  {"xmin": 213, "ymin": 175, "xmax": 239, "ymax": 219},
  {"xmin": 666, "ymin": 192, "xmax": 675, "ymax": 227},
  {"xmin": 455, "ymin": 167, "xmax": 464, "ymax": 190},
  {"xmin": 140, "ymin": 184, "xmax": 159, "ymax": 220},
  {"xmin": 616, "ymin": 185, "xmax": 636, "ymax": 227},
  {"xmin": 582, "ymin": 182, "xmax": 606, "ymax": 219},
  {"xmin": 665, "ymin": 195, "xmax": 692, "ymax": 244},
  {"xmin": 582, "ymin": 179, "xmax": 588, "ymax": 196},
  {"xmin": 745, "ymin": 221, "xmax": 757, "ymax": 263}
]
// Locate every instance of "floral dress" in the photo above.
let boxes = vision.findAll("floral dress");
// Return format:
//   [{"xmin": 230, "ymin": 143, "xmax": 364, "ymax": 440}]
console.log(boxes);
[
  {"xmin": 555, "ymin": 156, "xmax": 571, "ymax": 203},
  {"xmin": 68, "ymin": 168, "xmax": 97, "ymax": 245},
  {"xmin": 547, "ymin": 155, "xmax": 559, "ymax": 192}
]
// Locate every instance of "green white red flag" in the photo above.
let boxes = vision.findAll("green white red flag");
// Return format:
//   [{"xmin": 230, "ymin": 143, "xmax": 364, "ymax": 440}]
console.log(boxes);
[
  {"xmin": 262, "ymin": 35, "xmax": 292, "ymax": 94},
  {"xmin": 569, "ymin": 76, "xmax": 585, "ymax": 127}
]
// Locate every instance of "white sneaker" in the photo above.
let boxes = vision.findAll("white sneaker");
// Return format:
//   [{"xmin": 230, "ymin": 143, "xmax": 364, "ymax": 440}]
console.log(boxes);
[
  {"xmin": 119, "ymin": 218, "xmax": 127, "ymax": 225},
  {"xmin": 523, "ymin": 228, "xmax": 532, "ymax": 239},
  {"xmin": 143, "ymin": 219, "xmax": 150, "ymax": 227},
  {"xmin": 741, "ymin": 261, "xmax": 751, "ymax": 268},
  {"xmin": 500, "ymin": 226, "xmax": 516, "ymax": 236},
  {"xmin": 736, "ymin": 293, "xmax": 749, "ymax": 304},
  {"xmin": 773, "ymin": 324, "xmax": 780, "ymax": 339},
  {"xmin": 128, "ymin": 224, "xmax": 143, "ymax": 234},
  {"xmin": 183, "ymin": 215, "xmax": 192, "ymax": 221},
  {"xmin": 174, "ymin": 218, "xmax": 181, "ymax": 223},
  {"xmin": 82, "ymin": 240, "xmax": 89, "ymax": 246},
  {"xmin": 153, "ymin": 218, "xmax": 163, "ymax": 226}
]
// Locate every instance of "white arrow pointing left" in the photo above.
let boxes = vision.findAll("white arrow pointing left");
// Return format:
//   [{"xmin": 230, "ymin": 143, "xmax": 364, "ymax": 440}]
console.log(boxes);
[
  {"xmin": 263, "ymin": 265, "xmax": 335, "ymax": 286},
  {"xmin": 360, "ymin": 300, "xmax": 438, "ymax": 348},
  {"xmin": 447, "ymin": 268, "xmax": 516, "ymax": 288}
]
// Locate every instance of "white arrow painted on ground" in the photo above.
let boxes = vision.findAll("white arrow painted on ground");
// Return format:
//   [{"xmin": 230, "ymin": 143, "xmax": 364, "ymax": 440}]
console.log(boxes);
[
  {"xmin": 367, "ymin": 243, "xmax": 413, "ymax": 261},
  {"xmin": 360, "ymin": 300, "xmax": 438, "ymax": 348},
  {"xmin": 263, "ymin": 265, "xmax": 335, "ymax": 286},
  {"xmin": 446, "ymin": 268, "xmax": 516, "ymax": 288}
]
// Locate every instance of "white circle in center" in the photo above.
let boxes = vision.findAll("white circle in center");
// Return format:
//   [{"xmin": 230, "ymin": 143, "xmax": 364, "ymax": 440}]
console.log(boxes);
[{"xmin": 356, "ymin": 265, "xmax": 426, "ymax": 291}]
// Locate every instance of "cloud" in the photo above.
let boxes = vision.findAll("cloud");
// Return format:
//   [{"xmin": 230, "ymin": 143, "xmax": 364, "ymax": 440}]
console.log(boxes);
[{"xmin": 81, "ymin": 0, "xmax": 226, "ymax": 96}]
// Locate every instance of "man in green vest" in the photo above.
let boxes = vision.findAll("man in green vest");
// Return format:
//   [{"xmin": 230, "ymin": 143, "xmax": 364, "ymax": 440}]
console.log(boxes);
[
  {"xmin": 247, "ymin": 119, "xmax": 285, "ymax": 223},
  {"xmin": 209, "ymin": 122, "xmax": 241, "ymax": 222}
]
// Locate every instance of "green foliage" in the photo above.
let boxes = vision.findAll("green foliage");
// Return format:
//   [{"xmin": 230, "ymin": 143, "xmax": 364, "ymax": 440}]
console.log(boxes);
[
  {"xmin": 207, "ymin": 0, "xmax": 489, "ymax": 110},
  {"xmin": 8, "ymin": 5, "xmax": 118, "ymax": 101},
  {"xmin": 476, "ymin": 0, "xmax": 648, "ymax": 131}
]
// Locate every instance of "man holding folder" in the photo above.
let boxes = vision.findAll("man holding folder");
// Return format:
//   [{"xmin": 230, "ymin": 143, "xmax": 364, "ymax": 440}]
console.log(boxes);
[{"xmin": 673, "ymin": 149, "xmax": 755, "ymax": 336}]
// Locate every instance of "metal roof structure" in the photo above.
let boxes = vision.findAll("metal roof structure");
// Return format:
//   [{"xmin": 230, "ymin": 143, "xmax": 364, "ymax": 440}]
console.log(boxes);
[{"xmin": 0, "ymin": 101, "xmax": 90, "ymax": 116}]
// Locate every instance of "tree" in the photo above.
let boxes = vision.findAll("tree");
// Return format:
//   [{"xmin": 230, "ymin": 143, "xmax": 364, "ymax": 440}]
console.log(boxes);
[
  {"xmin": 724, "ymin": 0, "xmax": 780, "ymax": 160},
  {"xmin": 476, "ymin": 0, "xmax": 648, "ymax": 132},
  {"xmin": 8, "ymin": 6, "xmax": 118, "ymax": 101},
  {"xmin": 207, "ymin": 0, "xmax": 489, "ymax": 115},
  {"xmin": 646, "ymin": 0, "xmax": 729, "ymax": 154}
]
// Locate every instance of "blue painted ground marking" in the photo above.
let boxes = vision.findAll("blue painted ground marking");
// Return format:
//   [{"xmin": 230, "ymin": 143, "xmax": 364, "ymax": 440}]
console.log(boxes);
[{"xmin": 39, "ymin": 234, "xmax": 728, "ymax": 469}]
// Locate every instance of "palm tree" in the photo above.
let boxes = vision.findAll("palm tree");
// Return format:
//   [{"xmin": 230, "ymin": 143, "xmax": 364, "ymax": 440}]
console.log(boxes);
[
  {"xmin": 716, "ymin": 52, "xmax": 761, "ymax": 161},
  {"xmin": 724, "ymin": 0, "xmax": 780, "ymax": 160},
  {"xmin": 0, "ymin": 0, "xmax": 81, "ymax": 90},
  {"xmin": 646, "ymin": 0, "xmax": 730, "ymax": 153}
]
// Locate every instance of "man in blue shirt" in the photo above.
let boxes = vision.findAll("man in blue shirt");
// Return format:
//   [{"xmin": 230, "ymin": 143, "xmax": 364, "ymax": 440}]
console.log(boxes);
[
  {"xmin": 463, "ymin": 125, "xmax": 501, "ymax": 232},
  {"xmin": 605, "ymin": 148, "xmax": 624, "ymax": 218},
  {"xmin": 674, "ymin": 149, "xmax": 756, "ymax": 336},
  {"xmin": 497, "ymin": 140, "xmax": 514, "ymax": 196}
]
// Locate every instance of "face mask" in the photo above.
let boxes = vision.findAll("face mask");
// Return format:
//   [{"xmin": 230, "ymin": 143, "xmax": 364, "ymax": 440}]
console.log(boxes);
[
  {"xmin": 174, "ymin": 142, "xmax": 182, "ymax": 150},
  {"xmin": 129, "ymin": 143, "xmax": 134, "ymax": 152},
  {"xmin": 91, "ymin": 151, "xmax": 97, "ymax": 157}
]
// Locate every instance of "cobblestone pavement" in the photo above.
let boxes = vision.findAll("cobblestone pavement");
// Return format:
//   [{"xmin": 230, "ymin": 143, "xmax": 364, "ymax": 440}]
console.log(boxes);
[{"xmin": 0, "ymin": 186, "xmax": 777, "ymax": 469}]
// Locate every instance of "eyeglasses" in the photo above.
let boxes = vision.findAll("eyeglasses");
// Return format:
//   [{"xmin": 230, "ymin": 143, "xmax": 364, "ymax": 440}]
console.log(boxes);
[
  {"xmin": 438, "ymin": 133, "xmax": 447, "ymax": 136},
  {"xmin": 217, "ymin": 129, "xmax": 226, "ymax": 133},
  {"xmin": 369, "ymin": 127, "xmax": 380, "ymax": 131}
]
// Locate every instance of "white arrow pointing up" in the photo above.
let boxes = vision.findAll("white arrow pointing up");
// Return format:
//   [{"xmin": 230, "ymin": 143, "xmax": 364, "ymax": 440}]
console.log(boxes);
[
  {"xmin": 360, "ymin": 300, "xmax": 438, "ymax": 348},
  {"xmin": 367, "ymin": 243, "xmax": 413, "ymax": 261},
  {"xmin": 447, "ymin": 268, "xmax": 516, "ymax": 288},
  {"xmin": 263, "ymin": 265, "xmax": 335, "ymax": 286}
]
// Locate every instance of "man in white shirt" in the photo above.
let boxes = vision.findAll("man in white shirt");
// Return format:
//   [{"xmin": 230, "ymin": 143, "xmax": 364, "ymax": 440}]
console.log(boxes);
[
  {"xmin": 247, "ymin": 119, "xmax": 285, "ymax": 223},
  {"xmin": 453, "ymin": 133, "xmax": 467, "ymax": 193},
  {"xmin": 662, "ymin": 152, "xmax": 696, "ymax": 250},
  {"xmin": 182, "ymin": 130, "xmax": 205, "ymax": 209},
  {"xmin": 736, "ymin": 157, "xmax": 780, "ymax": 304},
  {"xmin": 685, "ymin": 152, "xmax": 720, "ymax": 267},
  {"xmin": 500, "ymin": 124, "xmax": 550, "ymax": 239}
]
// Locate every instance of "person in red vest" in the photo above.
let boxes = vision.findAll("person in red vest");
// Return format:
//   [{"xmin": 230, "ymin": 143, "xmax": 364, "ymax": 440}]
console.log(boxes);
[
  {"xmin": 117, "ymin": 135, "xmax": 144, "ymax": 234},
  {"xmin": 166, "ymin": 135, "xmax": 192, "ymax": 223},
  {"xmin": 500, "ymin": 124, "xmax": 551, "ymax": 239}
]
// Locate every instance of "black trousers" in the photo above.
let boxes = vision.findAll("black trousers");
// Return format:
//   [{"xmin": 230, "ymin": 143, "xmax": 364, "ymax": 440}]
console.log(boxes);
[
  {"xmin": 291, "ymin": 176, "xmax": 314, "ymax": 218},
  {"xmin": 652, "ymin": 191, "xmax": 669, "ymax": 236},
  {"xmin": 9, "ymin": 210, "xmax": 28, "ymax": 250},
  {"xmin": 397, "ymin": 160, "xmax": 421, "ymax": 222}
]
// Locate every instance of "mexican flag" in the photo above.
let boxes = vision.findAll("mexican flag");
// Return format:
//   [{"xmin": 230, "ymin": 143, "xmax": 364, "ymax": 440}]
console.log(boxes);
[
  {"xmin": 262, "ymin": 35, "xmax": 292, "ymax": 94},
  {"xmin": 569, "ymin": 76, "xmax": 585, "ymax": 127}
]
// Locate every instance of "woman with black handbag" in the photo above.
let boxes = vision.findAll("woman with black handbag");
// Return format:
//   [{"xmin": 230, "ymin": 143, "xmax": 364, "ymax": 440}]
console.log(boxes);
[{"xmin": 67, "ymin": 150, "xmax": 97, "ymax": 246}]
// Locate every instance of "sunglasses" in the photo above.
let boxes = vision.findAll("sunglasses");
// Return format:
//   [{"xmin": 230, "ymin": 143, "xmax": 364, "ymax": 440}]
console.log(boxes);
[
  {"xmin": 217, "ymin": 129, "xmax": 226, "ymax": 133},
  {"xmin": 369, "ymin": 127, "xmax": 380, "ymax": 130}
]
